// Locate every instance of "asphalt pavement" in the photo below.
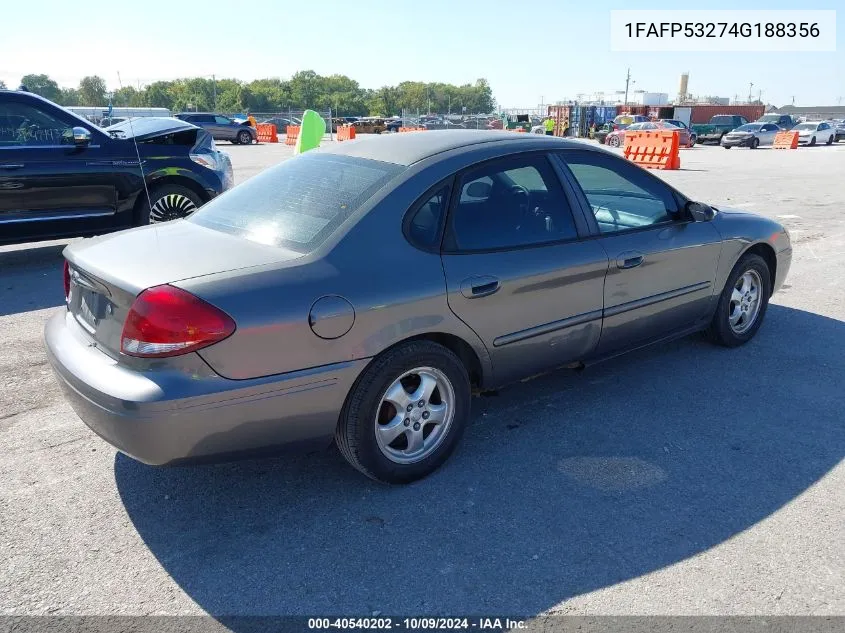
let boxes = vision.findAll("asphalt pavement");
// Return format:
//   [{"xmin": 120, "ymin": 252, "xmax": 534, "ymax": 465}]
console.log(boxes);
[{"xmin": 1, "ymin": 139, "xmax": 843, "ymax": 619}]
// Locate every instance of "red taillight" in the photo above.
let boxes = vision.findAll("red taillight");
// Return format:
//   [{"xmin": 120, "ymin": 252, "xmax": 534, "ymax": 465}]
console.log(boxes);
[
  {"xmin": 120, "ymin": 285, "xmax": 235, "ymax": 358},
  {"xmin": 63, "ymin": 260, "xmax": 70, "ymax": 300}
]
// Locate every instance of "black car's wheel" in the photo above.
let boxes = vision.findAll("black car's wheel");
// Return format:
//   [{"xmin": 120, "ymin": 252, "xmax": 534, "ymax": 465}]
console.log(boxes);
[
  {"xmin": 723, "ymin": 145, "xmax": 731, "ymax": 149},
  {"xmin": 750, "ymin": 137, "xmax": 760, "ymax": 149},
  {"xmin": 706, "ymin": 253, "xmax": 771, "ymax": 347},
  {"xmin": 139, "ymin": 184, "xmax": 202, "ymax": 224},
  {"xmin": 237, "ymin": 130, "xmax": 252, "ymax": 145},
  {"xmin": 336, "ymin": 341, "xmax": 471, "ymax": 484},
  {"xmin": 809, "ymin": 136, "xmax": 816, "ymax": 146}
]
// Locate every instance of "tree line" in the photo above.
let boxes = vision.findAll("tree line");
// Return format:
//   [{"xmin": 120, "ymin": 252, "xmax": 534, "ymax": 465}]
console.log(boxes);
[{"xmin": 10, "ymin": 72, "xmax": 496, "ymax": 116}]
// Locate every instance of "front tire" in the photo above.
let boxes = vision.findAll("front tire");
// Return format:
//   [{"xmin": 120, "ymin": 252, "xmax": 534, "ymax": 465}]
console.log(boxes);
[
  {"xmin": 137, "ymin": 184, "xmax": 202, "ymax": 225},
  {"xmin": 706, "ymin": 254, "xmax": 771, "ymax": 347},
  {"xmin": 809, "ymin": 136, "xmax": 816, "ymax": 146},
  {"xmin": 750, "ymin": 137, "xmax": 759, "ymax": 149},
  {"xmin": 826, "ymin": 135, "xmax": 834, "ymax": 145},
  {"xmin": 336, "ymin": 341, "xmax": 471, "ymax": 484}
]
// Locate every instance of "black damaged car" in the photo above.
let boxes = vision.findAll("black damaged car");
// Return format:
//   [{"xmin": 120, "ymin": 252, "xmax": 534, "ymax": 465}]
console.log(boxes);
[{"xmin": 0, "ymin": 90, "xmax": 233, "ymax": 246}]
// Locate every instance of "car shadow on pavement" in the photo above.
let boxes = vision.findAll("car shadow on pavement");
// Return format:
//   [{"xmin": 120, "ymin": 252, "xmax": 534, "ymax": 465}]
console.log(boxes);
[
  {"xmin": 114, "ymin": 305, "xmax": 845, "ymax": 619},
  {"xmin": 0, "ymin": 244, "xmax": 66, "ymax": 316}
]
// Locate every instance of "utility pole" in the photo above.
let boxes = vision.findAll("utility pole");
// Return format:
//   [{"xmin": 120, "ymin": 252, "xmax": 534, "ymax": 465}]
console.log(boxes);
[
  {"xmin": 212, "ymin": 74, "xmax": 217, "ymax": 111},
  {"xmin": 624, "ymin": 68, "xmax": 631, "ymax": 106},
  {"xmin": 748, "ymin": 82, "xmax": 754, "ymax": 103}
]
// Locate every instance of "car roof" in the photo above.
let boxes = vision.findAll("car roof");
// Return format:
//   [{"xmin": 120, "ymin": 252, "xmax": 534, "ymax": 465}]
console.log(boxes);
[{"xmin": 314, "ymin": 130, "xmax": 591, "ymax": 166}]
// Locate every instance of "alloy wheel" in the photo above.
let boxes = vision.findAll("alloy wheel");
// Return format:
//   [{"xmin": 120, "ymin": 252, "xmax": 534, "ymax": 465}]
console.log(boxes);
[
  {"xmin": 374, "ymin": 367, "xmax": 455, "ymax": 464},
  {"xmin": 728, "ymin": 270, "xmax": 763, "ymax": 335},
  {"xmin": 149, "ymin": 193, "xmax": 198, "ymax": 223}
]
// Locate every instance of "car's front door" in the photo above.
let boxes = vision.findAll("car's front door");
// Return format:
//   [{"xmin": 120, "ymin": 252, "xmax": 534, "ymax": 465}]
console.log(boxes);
[
  {"xmin": 440, "ymin": 153, "xmax": 609, "ymax": 386},
  {"xmin": 214, "ymin": 115, "xmax": 236, "ymax": 141},
  {"xmin": 557, "ymin": 149, "xmax": 722, "ymax": 355},
  {"xmin": 759, "ymin": 123, "xmax": 779, "ymax": 145},
  {"xmin": 0, "ymin": 95, "xmax": 133, "ymax": 239}
]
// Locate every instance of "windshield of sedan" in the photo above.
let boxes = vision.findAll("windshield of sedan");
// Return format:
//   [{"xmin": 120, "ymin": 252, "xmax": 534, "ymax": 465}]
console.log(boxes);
[
  {"xmin": 189, "ymin": 153, "xmax": 403, "ymax": 251},
  {"xmin": 734, "ymin": 124, "xmax": 763, "ymax": 132}
]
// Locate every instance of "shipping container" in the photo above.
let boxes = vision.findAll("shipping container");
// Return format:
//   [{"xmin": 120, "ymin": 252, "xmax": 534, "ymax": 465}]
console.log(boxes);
[
  {"xmin": 687, "ymin": 104, "xmax": 765, "ymax": 124},
  {"xmin": 672, "ymin": 107, "xmax": 692, "ymax": 126}
]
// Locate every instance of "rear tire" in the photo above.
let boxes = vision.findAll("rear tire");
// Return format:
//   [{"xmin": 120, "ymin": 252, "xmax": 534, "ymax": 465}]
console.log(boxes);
[
  {"xmin": 706, "ymin": 253, "xmax": 771, "ymax": 347},
  {"xmin": 608, "ymin": 136, "xmax": 620, "ymax": 147},
  {"xmin": 723, "ymin": 145, "xmax": 731, "ymax": 149},
  {"xmin": 237, "ymin": 130, "xmax": 252, "ymax": 145},
  {"xmin": 137, "ymin": 184, "xmax": 202, "ymax": 225},
  {"xmin": 336, "ymin": 341, "xmax": 471, "ymax": 484}
]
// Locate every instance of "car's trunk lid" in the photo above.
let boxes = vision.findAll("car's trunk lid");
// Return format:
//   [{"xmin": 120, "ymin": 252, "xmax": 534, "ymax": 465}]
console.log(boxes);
[{"xmin": 64, "ymin": 221, "xmax": 303, "ymax": 358}]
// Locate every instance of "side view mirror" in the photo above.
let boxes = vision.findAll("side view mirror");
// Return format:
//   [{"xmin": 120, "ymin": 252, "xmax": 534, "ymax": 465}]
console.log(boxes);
[
  {"xmin": 686, "ymin": 200, "xmax": 716, "ymax": 222},
  {"xmin": 72, "ymin": 126, "xmax": 92, "ymax": 148},
  {"xmin": 466, "ymin": 181, "xmax": 492, "ymax": 198}
]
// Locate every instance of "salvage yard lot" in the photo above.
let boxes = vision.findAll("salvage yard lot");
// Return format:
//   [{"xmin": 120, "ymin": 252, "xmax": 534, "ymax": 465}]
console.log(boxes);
[{"xmin": 1, "ymin": 140, "xmax": 843, "ymax": 617}]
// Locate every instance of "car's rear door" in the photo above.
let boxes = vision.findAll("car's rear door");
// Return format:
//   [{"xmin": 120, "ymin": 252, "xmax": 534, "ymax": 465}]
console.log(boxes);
[
  {"xmin": 439, "ymin": 152, "xmax": 608, "ymax": 386},
  {"xmin": 0, "ymin": 94, "xmax": 136, "ymax": 240},
  {"xmin": 556, "ymin": 148, "xmax": 722, "ymax": 356}
]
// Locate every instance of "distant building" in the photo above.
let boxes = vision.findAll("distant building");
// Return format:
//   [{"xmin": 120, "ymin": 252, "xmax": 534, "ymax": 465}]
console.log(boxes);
[{"xmin": 772, "ymin": 105, "xmax": 845, "ymax": 120}]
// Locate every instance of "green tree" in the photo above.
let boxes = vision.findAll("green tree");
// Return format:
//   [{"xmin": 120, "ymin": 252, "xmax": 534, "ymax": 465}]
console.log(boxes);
[
  {"xmin": 20, "ymin": 74, "xmax": 61, "ymax": 102},
  {"xmin": 289, "ymin": 70, "xmax": 320, "ymax": 109},
  {"xmin": 112, "ymin": 86, "xmax": 146, "ymax": 107},
  {"xmin": 144, "ymin": 81, "xmax": 175, "ymax": 109},
  {"xmin": 59, "ymin": 88, "xmax": 80, "ymax": 106},
  {"xmin": 78, "ymin": 75, "xmax": 108, "ymax": 105}
]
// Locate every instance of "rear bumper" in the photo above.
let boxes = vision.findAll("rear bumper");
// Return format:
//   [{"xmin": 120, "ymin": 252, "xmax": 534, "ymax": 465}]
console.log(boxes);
[{"xmin": 45, "ymin": 311, "xmax": 368, "ymax": 465}]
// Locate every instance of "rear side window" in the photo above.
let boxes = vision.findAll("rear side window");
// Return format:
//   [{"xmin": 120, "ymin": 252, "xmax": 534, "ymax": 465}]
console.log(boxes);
[
  {"xmin": 445, "ymin": 154, "xmax": 579, "ymax": 252},
  {"xmin": 189, "ymin": 153, "xmax": 403, "ymax": 252}
]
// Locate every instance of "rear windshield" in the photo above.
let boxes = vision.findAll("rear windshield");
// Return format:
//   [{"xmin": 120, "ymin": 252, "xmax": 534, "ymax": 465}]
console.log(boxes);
[
  {"xmin": 711, "ymin": 116, "xmax": 738, "ymax": 125},
  {"xmin": 188, "ymin": 152, "xmax": 403, "ymax": 251}
]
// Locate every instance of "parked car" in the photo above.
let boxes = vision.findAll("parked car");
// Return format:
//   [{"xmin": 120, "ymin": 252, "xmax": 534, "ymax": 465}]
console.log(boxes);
[
  {"xmin": 755, "ymin": 113, "xmax": 798, "ymax": 129},
  {"xmin": 606, "ymin": 121, "xmax": 693, "ymax": 148},
  {"xmin": 175, "ymin": 112, "xmax": 257, "ymax": 144},
  {"xmin": 792, "ymin": 121, "xmax": 836, "ymax": 146},
  {"xmin": 593, "ymin": 123, "xmax": 613, "ymax": 144},
  {"xmin": 691, "ymin": 115, "xmax": 749, "ymax": 144},
  {"xmin": 45, "ymin": 131, "xmax": 792, "ymax": 483},
  {"xmin": 0, "ymin": 90, "xmax": 232, "ymax": 245},
  {"xmin": 721, "ymin": 122, "xmax": 782, "ymax": 149},
  {"xmin": 831, "ymin": 119, "xmax": 845, "ymax": 142},
  {"xmin": 659, "ymin": 119, "xmax": 697, "ymax": 146},
  {"xmin": 611, "ymin": 114, "xmax": 649, "ymax": 130},
  {"xmin": 260, "ymin": 116, "xmax": 301, "ymax": 134}
]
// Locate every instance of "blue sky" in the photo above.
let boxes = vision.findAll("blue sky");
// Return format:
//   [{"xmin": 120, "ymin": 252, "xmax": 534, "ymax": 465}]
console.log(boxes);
[{"xmin": 1, "ymin": 0, "xmax": 841, "ymax": 107}]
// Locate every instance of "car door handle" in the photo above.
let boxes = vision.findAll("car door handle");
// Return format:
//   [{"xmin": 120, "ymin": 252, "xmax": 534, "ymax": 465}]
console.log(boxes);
[
  {"xmin": 0, "ymin": 164, "xmax": 24, "ymax": 170},
  {"xmin": 460, "ymin": 276, "xmax": 500, "ymax": 299},
  {"xmin": 617, "ymin": 251, "xmax": 645, "ymax": 269}
]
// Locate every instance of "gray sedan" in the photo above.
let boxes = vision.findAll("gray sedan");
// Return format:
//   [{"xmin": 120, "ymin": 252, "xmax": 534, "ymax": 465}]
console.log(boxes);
[{"xmin": 45, "ymin": 131, "xmax": 792, "ymax": 483}]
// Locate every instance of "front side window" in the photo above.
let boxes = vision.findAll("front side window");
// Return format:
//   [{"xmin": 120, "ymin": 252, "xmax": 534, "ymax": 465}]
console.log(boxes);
[
  {"xmin": 560, "ymin": 151, "xmax": 679, "ymax": 234},
  {"xmin": 447, "ymin": 154, "xmax": 578, "ymax": 252},
  {"xmin": 0, "ymin": 101, "xmax": 73, "ymax": 146},
  {"xmin": 189, "ymin": 153, "xmax": 403, "ymax": 252}
]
